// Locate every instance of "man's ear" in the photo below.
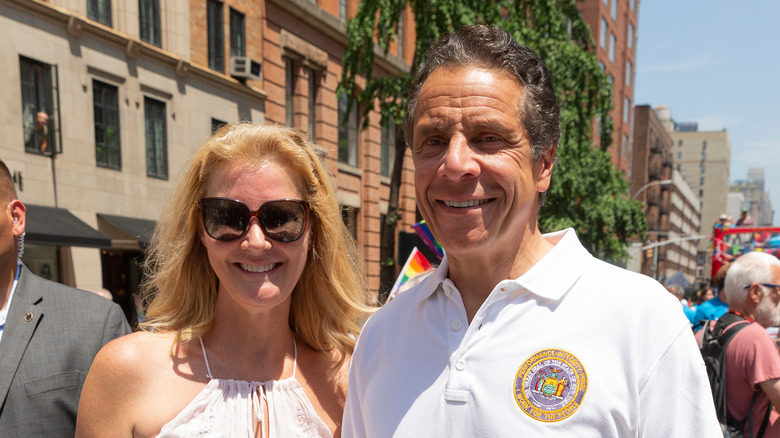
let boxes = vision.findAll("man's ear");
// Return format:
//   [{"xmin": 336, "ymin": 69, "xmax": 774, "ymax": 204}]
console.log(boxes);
[
  {"xmin": 748, "ymin": 283, "xmax": 763, "ymax": 305},
  {"xmin": 10, "ymin": 200, "xmax": 25, "ymax": 237},
  {"xmin": 535, "ymin": 144, "xmax": 557, "ymax": 193}
]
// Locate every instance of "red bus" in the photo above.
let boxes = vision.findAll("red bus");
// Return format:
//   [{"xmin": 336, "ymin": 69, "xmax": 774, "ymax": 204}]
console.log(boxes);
[{"xmin": 711, "ymin": 225, "xmax": 780, "ymax": 279}]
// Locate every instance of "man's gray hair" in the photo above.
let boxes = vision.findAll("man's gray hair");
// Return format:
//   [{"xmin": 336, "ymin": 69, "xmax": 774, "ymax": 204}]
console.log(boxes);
[{"xmin": 723, "ymin": 251, "xmax": 780, "ymax": 305}]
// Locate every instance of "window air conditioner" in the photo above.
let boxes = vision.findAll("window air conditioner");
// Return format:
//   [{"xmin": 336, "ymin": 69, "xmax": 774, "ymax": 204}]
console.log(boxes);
[{"xmin": 230, "ymin": 56, "xmax": 261, "ymax": 81}]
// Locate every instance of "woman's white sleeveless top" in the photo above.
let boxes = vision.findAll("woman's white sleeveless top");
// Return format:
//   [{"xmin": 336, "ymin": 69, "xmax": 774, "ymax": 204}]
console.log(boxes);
[{"xmin": 156, "ymin": 338, "xmax": 332, "ymax": 437}]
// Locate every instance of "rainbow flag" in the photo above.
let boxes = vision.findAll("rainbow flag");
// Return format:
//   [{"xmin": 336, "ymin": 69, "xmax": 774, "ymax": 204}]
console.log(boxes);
[
  {"xmin": 388, "ymin": 247, "xmax": 433, "ymax": 299},
  {"xmin": 411, "ymin": 220, "xmax": 443, "ymax": 260}
]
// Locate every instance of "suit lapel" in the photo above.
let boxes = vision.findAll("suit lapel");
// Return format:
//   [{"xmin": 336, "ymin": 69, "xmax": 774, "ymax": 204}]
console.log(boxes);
[{"xmin": 0, "ymin": 265, "xmax": 44, "ymax": 405}]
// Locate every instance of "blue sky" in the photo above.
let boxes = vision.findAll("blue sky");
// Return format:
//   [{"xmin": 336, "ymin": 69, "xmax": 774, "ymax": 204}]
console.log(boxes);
[{"xmin": 633, "ymin": 0, "xmax": 780, "ymax": 225}]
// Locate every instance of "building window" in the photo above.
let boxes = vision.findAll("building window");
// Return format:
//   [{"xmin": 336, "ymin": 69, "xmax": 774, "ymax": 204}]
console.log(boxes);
[
  {"xmin": 602, "ymin": 0, "xmax": 608, "ymax": 6},
  {"xmin": 623, "ymin": 97, "xmax": 630, "ymax": 122},
  {"xmin": 338, "ymin": 94, "xmax": 358, "ymax": 166},
  {"xmin": 339, "ymin": 0, "xmax": 347, "ymax": 21},
  {"xmin": 87, "ymin": 0, "xmax": 112, "ymax": 26},
  {"xmin": 93, "ymin": 79, "xmax": 121, "ymax": 169},
  {"xmin": 285, "ymin": 58, "xmax": 295, "ymax": 127},
  {"xmin": 144, "ymin": 97, "xmax": 167, "ymax": 179},
  {"xmin": 630, "ymin": 0, "xmax": 636, "ymax": 11},
  {"xmin": 211, "ymin": 118, "xmax": 227, "ymax": 134},
  {"xmin": 341, "ymin": 206, "xmax": 358, "ymax": 241},
  {"xmin": 700, "ymin": 177, "xmax": 705, "ymax": 185},
  {"xmin": 625, "ymin": 60, "xmax": 632, "ymax": 86},
  {"xmin": 598, "ymin": 61, "xmax": 605, "ymax": 71},
  {"xmin": 678, "ymin": 140, "xmax": 683, "ymax": 146},
  {"xmin": 703, "ymin": 140, "xmax": 708, "ymax": 149},
  {"xmin": 600, "ymin": 19, "xmax": 607, "ymax": 49},
  {"xmin": 207, "ymin": 0, "xmax": 224, "ymax": 73},
  {"xmin": 701, "ymin": 152, "xmax": 707, "ymax": 161},
  {"xmin": 229, "ymin": 8, "xmax": 245, "ymax": 57},
  {"xmin": 139, "ymin": 0, "xmax": 161, "ymax": 47},
  {"xmin": 607, "ymin": 74, "xmax": 614, "ymax": 84},
  {"xmin": 700, "ymin": 164, "xmax": 706, "ymax": 173},
  {"xmin": 19, "ymin": 56, "xmax": 60, "ymax": 155},
  {"xmin": 611, "ymin": 0, "xmax": 618, "ymax": 21},
  {"xmin": 622, "ymin": 134, "xmax": 629, "ymax": 160},
  {"xmin": 628, "ymin": 23, "xmax": 635, "ymax": 50},
  {"xmin": 307, "ymin": 69, "xmax": 317, "ymax": 141},
  {"xmin": 609, "ymin": 33, "xmax": 616, "ymax": 62},
  {"xmin": 677, "ymin": 152, "xmax": 682, "ymax": 159},
  {"xmin": 381, "ymin": 119, "xmax": 396, "ymax": 177}
]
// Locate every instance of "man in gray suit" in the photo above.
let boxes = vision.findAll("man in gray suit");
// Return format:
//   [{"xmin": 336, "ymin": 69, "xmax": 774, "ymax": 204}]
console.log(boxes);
[{"xmin": 0, "ymin": 159, "xmax": 130, "ymax": 436}]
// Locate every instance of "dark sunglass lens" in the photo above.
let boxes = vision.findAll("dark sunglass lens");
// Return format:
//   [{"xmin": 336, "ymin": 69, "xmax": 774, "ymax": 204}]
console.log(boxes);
[
  {"xmin": 202, "ymin": 199, "xmax": 249, "ymax": 241},
  {"xmin": 261, "ymin": 201, "xmax": 305, "ymax": 242}
]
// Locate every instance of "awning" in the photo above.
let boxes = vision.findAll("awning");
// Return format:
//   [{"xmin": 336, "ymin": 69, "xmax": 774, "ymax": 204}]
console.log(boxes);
[
  {"xmin": 24, "ymin": 204, "xmax": 111, "ymax": 249},
  {"xmin": 97, "ymin": 214, "xmax": 156, "ymax": 249}
]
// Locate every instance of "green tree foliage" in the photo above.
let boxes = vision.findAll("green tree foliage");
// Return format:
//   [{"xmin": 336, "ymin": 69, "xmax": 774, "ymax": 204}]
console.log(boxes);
[{"xmin": 340, "ymin": 0, "xmax": 647, "ymax": 289}]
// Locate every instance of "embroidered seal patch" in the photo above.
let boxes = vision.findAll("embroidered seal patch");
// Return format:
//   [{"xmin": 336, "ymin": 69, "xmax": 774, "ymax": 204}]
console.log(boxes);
[{"xmin": 514, "ymin": 349, "xmax": 588, "ymax": 422}]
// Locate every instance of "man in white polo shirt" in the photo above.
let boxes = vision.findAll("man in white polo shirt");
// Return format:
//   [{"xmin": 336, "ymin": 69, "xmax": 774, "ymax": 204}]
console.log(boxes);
[{"xmin": 342, "ymin": 25, "xmax": 720, "ymax": 437}]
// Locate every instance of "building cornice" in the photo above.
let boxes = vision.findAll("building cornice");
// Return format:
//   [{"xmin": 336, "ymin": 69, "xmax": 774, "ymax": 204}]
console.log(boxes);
[
  {"xmin": 267, "ymin": 0, "xmax": 410, "ymax": 76},
  {"xmin": 5, "ymin": 0, "xmax": 267, "ymax": 100}
]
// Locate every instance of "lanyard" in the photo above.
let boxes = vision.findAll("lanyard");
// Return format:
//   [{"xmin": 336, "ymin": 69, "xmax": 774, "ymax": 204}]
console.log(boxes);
[{"xmin": 728, "ymin": 310, "xmax": 756, "ymax": 324}]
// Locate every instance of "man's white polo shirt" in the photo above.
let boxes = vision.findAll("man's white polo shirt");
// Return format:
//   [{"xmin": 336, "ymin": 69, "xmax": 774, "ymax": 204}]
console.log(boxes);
[{"xmin": 343, "ymin": 228, "xmax": 720, "ymax": 437}]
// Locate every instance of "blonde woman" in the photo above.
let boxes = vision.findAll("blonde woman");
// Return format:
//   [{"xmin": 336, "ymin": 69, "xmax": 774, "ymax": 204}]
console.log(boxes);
[{"xmin": 76, "ymin": 124, "xmax": 370, "ymax": 437}]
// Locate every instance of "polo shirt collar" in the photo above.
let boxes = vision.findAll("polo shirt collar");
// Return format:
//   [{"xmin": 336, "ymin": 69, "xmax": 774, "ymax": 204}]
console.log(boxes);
[
  {"xmin": 415, "ymin": 253, "xmax": 450, "ymax": 303},
  {"xmin": 416, "ymin": 228, "xmax": 591, "ymax": 303},
  {"xmin": 513, "ymin": 228, "xmax": 591, "ymax": 301}
]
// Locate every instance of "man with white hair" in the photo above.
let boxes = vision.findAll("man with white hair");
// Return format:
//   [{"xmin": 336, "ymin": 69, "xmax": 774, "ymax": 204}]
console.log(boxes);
[{"xmin": 718, "ymin": 251, "xmax": 780, "ymax": 436}]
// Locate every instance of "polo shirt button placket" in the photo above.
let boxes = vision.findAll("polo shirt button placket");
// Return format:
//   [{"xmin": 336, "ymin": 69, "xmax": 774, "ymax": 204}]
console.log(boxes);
[
  {"xmin": 455, "ymin": 360, "xmax": 466, "ymax": 371},
  {"xmin": 451, "ymin": 320, "xmax": 462, "ymax": 331}
]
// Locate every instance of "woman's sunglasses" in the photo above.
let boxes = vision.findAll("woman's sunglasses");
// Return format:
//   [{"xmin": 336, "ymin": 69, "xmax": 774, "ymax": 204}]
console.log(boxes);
[{"xmin": 197, "ymin": 198, "xmax": 310, "ymax": 242}]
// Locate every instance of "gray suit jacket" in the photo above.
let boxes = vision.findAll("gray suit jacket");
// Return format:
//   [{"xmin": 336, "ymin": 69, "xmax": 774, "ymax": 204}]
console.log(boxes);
[{"xmin": 0, "ymin": 264, "xmax": 131, "ymax": 437}]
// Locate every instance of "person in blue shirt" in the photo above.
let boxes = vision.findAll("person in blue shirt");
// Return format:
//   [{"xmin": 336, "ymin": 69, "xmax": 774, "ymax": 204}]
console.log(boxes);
[
  {"xmin": 691, "ymin": 295, "xmax": 728, "ymax": 331},
  {"xmin": 668, "ymin": 284, "xmax": 696, "ymax": 325},
  {"xmin": 692, "ymin": 263, "xmax": 731, "ymax": 330}
]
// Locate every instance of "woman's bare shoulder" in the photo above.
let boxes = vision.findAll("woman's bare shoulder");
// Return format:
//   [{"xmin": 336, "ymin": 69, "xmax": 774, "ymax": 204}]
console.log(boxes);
[
  {"xmin": 94, "ymin": 331, "xmax": 176, "ymax": 375},
  {"xmin": 78, "ymin": 332, "xmax": 206, "ymax": 438}
]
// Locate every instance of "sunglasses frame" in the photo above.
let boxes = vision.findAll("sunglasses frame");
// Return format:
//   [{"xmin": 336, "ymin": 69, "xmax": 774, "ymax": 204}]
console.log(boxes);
[
  {"xmin": 745, "ymin": 283, "xmax": 780, "ymax": 292},
  {"xmin": 197, "ymin": 197, "xmax": 310, "ymax": 243}
]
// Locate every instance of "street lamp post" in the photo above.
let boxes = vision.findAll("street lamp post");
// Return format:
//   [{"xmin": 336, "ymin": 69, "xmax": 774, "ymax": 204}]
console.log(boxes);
[
  {"xmin": 632, "ymin": 179, "xmax": 673, "ymax": 200},
  {"xmin": 632, "ymin": 179, "xmax": 673, "ymax": 279}
]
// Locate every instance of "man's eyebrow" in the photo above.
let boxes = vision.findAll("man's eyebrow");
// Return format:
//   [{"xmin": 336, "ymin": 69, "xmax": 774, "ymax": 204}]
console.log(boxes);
[
  {"xmin": 461, "ymin": 118, "xmax": 516, "ymax": 135},
  {"xmin": 415, "ymin": 122, "xmax": 449, "ymax": 137}
]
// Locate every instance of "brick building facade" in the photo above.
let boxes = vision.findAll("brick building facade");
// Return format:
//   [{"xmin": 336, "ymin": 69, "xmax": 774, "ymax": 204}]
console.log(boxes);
[
  {"xmin": 578, "ymin": 0, "xmax": 638, "ymax": 174},
  {"xmin": 632, "ymin": 105, "xmax": 701, "ymax": 284}
]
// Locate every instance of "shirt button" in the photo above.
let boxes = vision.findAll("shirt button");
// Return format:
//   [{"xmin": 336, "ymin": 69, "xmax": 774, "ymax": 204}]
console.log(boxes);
[
  {"xmin": 455, "ymin": 360, "xmax": 466, "ymax": 371},
  {"xmin": 444, "ymin": 288, "xmax": 451, "ymax": 297},
  {"xmin": 452, "ymin": 320, "xmax": 462, "ymax": 331}
]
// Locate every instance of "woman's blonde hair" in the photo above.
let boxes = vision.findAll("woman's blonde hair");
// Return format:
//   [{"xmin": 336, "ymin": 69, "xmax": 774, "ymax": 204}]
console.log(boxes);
[{"xmin": 140, "ymin": 123, "xmax": 370, "ymax": 368}]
